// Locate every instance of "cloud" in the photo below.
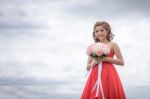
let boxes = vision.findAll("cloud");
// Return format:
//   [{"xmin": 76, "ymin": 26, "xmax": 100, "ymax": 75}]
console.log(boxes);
[
  {"xmin": 0, "ymin": 77, "xmax": 81, "ymax": 99},
  {"xmin": 0, "ymin": 0, "xmax": 150, "ymax": 99},
  {"xmin": 125, "ymin": 84, "xmax": 150, "ymax": 99},
  {"xmin": 0, "ymin": 0, "xmax": 52, "ymax": 29},
  {"xmin": 63, "ymin": 0, "xmax": 150, "ymax": 19}
]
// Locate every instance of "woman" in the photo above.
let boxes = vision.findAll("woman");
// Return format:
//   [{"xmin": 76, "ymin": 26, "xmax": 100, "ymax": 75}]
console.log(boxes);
[{"xmin": 81, "ymin": 21, "xmax": 126, "ymax": 99}]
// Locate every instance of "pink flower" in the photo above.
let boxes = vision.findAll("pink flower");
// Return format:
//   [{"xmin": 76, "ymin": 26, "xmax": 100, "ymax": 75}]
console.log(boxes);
[
  {"xmin": 96, "ymin": 49, "xmax": 103, "ymax": 56},
  {"xmin": 86, "ymin": 43, "xmax": 94, "ymax": 55},
  {"xmin": 86, "ymin": 42, "xmax": 110, "ymax": 58}
]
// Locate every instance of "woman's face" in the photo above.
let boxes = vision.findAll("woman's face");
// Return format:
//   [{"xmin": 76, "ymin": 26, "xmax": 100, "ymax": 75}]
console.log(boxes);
[{"xmin": 94, "ymin": 26, "xmax": 108, "ymax": 41}]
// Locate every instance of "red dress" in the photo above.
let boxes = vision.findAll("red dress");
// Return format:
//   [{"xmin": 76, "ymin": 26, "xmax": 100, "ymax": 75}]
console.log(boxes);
[{"xmin": 81, "ymin": 48, "xmax": 126, "ymax": 99}]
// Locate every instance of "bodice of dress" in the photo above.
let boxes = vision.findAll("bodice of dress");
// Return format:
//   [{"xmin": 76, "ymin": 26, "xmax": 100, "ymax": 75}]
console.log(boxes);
[
  {"xmin": 107, "ymin": 48, "xmax": 114, "ymax": 58},
  {"xmin": 102, "ymin": 48, "xmax": 114, "ymax": 64}
]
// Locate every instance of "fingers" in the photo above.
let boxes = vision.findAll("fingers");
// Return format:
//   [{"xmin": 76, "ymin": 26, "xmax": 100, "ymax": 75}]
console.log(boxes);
[
  {"xmin": 92, "ymin": 59, "xmax": 98, "ymax": 64},
  {"xmin": 87, "ymin": 66, "xmax": 91, "ymax": 71},
  {"xmin": 93, "ymin": 58, "xmax": 102, "ymax": 63}
]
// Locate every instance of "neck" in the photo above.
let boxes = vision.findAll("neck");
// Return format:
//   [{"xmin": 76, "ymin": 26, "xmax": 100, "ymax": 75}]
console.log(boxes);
[{"xmin": 100, "ymin": 39, "xmax": 109, "ymax": 44}]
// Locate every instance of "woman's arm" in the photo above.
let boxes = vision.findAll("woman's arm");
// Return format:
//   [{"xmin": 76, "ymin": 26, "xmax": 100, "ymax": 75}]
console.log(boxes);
[
  {"xmin": 86, "ymin": 56, "xmax": 99, "ymax": 71},
  {"xmin": 86, "ymin": 56, "xmax": 92, "ymax": 71},
  {"xmin": 103, "ymin": 42, "xmax": 124, "ymax": 66}
]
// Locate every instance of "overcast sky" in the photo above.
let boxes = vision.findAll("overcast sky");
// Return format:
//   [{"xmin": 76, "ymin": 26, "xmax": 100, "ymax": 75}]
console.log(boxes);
[{"xmin": 0, "ymin": 0, "xmax": 150, "ymax": 99}]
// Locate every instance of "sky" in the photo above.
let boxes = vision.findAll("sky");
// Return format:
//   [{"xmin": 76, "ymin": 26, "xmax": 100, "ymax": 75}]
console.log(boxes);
[{"xmin": 0, "ymin": 0, "xmax": 150, "ymax": 99}]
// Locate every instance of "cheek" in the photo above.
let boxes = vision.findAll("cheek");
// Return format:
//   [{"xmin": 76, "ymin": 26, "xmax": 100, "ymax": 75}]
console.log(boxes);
[
  {"xmin": 94, "ymin": 32, "xmax": 98, "ymax": 36},
  {"xmin": 104, "ymin": 32, "xmax": 108, "ymax": 36},
  {"xmin": 99, "ymin": 32, "xmax": 106, "ymax": 36},
  {"xmin": 103, "ymin": 31, "xmax": 108, "ymax": 36}
]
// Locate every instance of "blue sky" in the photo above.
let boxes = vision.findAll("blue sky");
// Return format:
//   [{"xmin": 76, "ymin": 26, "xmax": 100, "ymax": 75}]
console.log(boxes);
[{"xmin": 0, "ymin": 0, "xmax": 150, "ymax": 99}]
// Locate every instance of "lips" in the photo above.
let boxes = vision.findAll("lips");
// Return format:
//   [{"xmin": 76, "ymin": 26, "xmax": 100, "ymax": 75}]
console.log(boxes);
[
  {"xmin": 97, "ymin": 36, "xmax": 105, "ymax": 40},
  {"xmin": 98, "ymin": 35, "xmax": 104, "ymax": 38}
]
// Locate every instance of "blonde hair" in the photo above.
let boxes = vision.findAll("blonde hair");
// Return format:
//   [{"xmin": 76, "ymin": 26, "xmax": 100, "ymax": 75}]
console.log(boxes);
[{"xmin": 92, "ymin": 21, "xmax": 114, "ymax": 42}]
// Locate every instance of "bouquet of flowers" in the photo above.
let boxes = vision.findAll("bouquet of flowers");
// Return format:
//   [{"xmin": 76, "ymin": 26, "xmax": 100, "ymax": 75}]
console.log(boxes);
[
  {"xmin": 86, "ymin": 42, "xmax": 110, "ymax": 97},
  {"xmin": 86, "ymin": 42, "xmax": 110, "ymax": 58}
]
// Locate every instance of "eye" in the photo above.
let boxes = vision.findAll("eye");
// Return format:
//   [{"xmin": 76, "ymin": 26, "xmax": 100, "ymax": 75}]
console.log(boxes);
[
  {"xmin": 95, "ymin": 30, "xmax": 99, "ymax": 33},
  {"xmin": 100, "ymin": 29, "xmax": 104, "ymax": 32}
]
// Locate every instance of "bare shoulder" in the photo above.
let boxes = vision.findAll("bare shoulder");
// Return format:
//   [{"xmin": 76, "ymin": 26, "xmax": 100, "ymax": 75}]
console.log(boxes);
[
  {"xmin": 109, "ymin": 41, "xmax": 120, "ymax": 51},
  {"xmin": 110, "ymin": 41, "xmax": 118, "ymax": 47}
]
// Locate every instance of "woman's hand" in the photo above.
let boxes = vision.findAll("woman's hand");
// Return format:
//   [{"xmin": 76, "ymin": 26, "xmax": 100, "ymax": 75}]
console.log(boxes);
[
  {"xmin": 86, "ymin": 59, "xmax": 98, "ymax": 71},
  {"xmin": 86, "ymin": 64, "xmax": 91, "ymax": 71},
  {"xmin": 94, "ymin": 57, "xmax": 103, "ymax": 63},
  {"xmin": 93, "ymin": 57, "xmax": 109, "ymax": 63},
  {"xmin": 86, "ymin": 57, "xmax": 108, "ymax": 71},
  {"xmin": 91, "ymin": 58, "xmax": 99, "ymax": 66}
]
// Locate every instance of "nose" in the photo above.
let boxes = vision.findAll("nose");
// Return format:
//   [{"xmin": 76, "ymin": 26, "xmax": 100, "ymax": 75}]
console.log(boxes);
[{"xmin": 97, "ymin": 31, "xmax": 102, "ymax": 35}]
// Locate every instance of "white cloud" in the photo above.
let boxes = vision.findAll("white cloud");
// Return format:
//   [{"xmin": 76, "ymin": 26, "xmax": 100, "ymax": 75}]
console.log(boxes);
[{"xmin": 0, "ymin": 0, "xmax": 150, "ymax": 99}]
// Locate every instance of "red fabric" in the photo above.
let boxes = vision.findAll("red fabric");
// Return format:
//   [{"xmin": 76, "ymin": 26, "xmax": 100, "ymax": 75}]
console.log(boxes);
[{"xmin": 81, "ymin": 49, "xmax": 126, "ymax": 99}]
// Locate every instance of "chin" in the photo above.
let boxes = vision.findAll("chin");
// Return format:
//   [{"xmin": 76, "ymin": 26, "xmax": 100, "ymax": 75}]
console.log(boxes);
[{"xmin": 99, "ymin": 38, "xmax": 104, "ymax": 41}]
